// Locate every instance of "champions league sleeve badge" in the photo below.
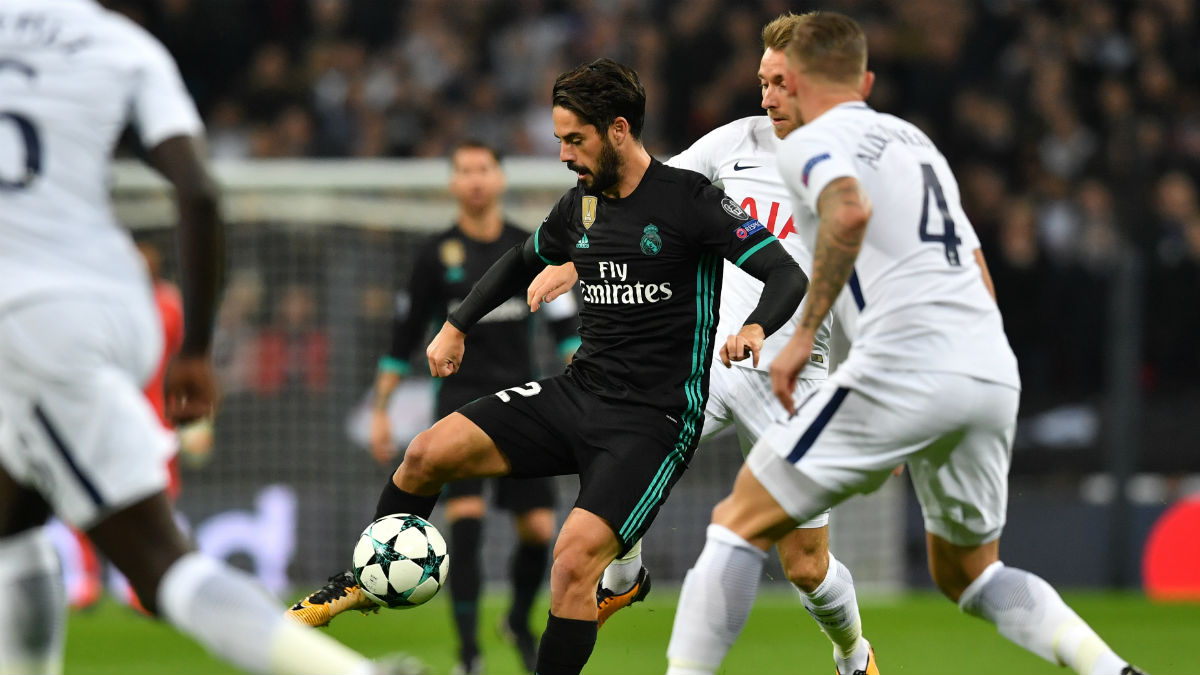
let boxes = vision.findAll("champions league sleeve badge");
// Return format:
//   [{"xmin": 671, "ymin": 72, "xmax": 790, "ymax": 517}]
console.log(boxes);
[{"xmin": 640, "ymin": 224, "xmax": 662, "ymax": 255}]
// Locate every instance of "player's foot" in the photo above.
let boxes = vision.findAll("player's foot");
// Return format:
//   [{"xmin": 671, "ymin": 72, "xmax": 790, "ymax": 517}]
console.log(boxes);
[
  {"xmin": 596, "ymin": 565, "xmax": 651, "ymax": 627},
  {"xmin": 449, "ymin": 654, "xmax": 483, "ymax": 675},
  {"xmin": 287, "ymin": 571, "xmax": 379, "ymax": 627},
  {"xmin": 835, "ymin": 641, "xmax": 879, "ymax": 675},
  {"xmin": 1121, "ymin": 666, "xmax": 1148, "ymax": 675},
  {"xmin": 498, "ymin": 614, "xmax": 538, "ymax": 673}
]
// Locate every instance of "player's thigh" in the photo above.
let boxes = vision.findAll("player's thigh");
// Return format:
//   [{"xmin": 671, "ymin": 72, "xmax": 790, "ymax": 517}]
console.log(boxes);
[
  {"xmin": 908, "ymin": 377, "xmax": 1019, "ymax": 547},
  {"xmin": 0, "ymin": 297, "xmax": 172, "ymax": 530},
  {"xmin": 456, "ymin": 375, "xmax": 580, "ymax": 478},
  {"xmin": 574, "ymin": 403, "xmax": 695, "ymax": 555},
  {"xmin": 749, "ymin": 371, "xmax": 968, "ymax": 524}
]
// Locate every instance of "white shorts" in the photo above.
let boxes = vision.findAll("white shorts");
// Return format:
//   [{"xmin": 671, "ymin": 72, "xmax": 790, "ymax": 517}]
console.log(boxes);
[
  {"xmin": 748, "ymin": 368, "xmax": 1019, "ymax": 546},
  {"xmin": 704, "ymin": 364, "xmax": 830, "ymax": 529},
  {"xmin": 0, "ymin": 293, "xmax": 172, "ymax": 529}
]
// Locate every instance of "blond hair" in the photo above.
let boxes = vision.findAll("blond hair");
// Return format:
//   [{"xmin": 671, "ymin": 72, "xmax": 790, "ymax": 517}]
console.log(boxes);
[
  {"xmin": 786, "ymin": 11, "xmax": 867, "ymax": 84},
  {"xmin": 761, "ymin": 12, "xmax": 807, "ymax": 51}
]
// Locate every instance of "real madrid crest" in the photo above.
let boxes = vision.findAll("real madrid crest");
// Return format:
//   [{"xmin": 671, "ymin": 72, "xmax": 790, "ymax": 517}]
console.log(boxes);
[
  {"xmin": 640, "ymin": 224, "xmax": 662, "ymax": 256},
  {"xmin": 581, "ymin": 196, "xmax": 598, "ymax": 229}
]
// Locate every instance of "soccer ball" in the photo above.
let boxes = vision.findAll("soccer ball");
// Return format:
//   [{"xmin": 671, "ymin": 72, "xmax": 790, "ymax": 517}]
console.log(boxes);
[{"xmin": 352, "ymin": 513, "xmax": 449, "ymax": 609}]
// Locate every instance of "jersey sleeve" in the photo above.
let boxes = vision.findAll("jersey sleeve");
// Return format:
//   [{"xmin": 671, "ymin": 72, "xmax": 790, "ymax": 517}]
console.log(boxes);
[
  {"xmin": 777, "ymin": 131, "xmax": 858, "ymax": 215},
  {"xmin": 685, "ymin": 179, "xmax": 778, "ymax": 269},
  {"xmin": 129, "ymin": 32, "xmax": 205, "ymax": 148},
  {"xmin": 381, "ymin": 239, "xmax": 443, "ymax": 374},
  {"xmin": 531, "ymin": 192, "xmax": 576, "ymax": 266}
]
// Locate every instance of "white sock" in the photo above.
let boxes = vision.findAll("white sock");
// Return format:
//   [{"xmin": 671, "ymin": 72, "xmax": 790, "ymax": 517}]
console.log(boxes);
[
  {"xmin": 0, "ymin": 528, "xmax": 65, "ymax": 675},
  {"xmin": 158, "ymin": 552, "xmax": 371, "ymax": 675},
  {"xmin": 601, "ymin": 538, "xmax": 643, "ymax": 593},
  {"xmin": 800, "ymin": 553, "xmax": 866, "ymax": 674},
  {"xmin": 666, "ymin": 524, "xmax": 766, "ymax": 675},
  {"xmin": 959, "ymin": 561, "xmax": 1130, "ymax": 675}
]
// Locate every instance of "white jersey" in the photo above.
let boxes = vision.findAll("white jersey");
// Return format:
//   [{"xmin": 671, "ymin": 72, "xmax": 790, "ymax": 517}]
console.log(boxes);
[
  {"xmin": 668, "ymin": 116, "xmax": 830, "ymax": 378},
  {"xmin": 777, "ymin": 102, "xmax": 1019, "ymax": 389},
  {"xmin": 0, "ymin": 0, "xmax": 203, "ymax": 309}
]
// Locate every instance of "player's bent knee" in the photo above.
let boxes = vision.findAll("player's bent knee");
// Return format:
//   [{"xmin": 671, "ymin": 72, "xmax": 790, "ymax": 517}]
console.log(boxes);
[
  {"xmin": 516, "ymin": 508, "xmax": 556, "ymax": 544},
  {"xmin": 784, "ymin": 553, "xmax": 827, "ymax": 591}
]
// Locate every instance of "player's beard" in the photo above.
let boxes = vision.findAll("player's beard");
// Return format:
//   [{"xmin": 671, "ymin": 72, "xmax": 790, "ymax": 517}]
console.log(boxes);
[{"xmin": 577, "ymin": 138, "xmax": 621, "ymax": 196}]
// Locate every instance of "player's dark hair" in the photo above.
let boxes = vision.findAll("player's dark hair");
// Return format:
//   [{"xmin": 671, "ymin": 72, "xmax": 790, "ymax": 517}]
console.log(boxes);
[
  {"xmin": 552, "ymin": 58, "xmax": 646, "ymax": 139},
  {"xmin": 787, "ymin": 11, "xmax": 868, "ymax": 84},
  {"xmin": 452, "ymin": 139, "xmax": 502, "ymax": 165}
]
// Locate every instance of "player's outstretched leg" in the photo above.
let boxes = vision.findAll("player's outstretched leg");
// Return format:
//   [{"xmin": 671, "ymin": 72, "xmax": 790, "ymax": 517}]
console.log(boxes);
[
  {"xmin": 930, "ymin": 534, "xmax": 1145, "ymax": 675},
  {"xmin": 89, "ymin": 492, "xmax": 378, "ymax": 674},
  {"xmin": 596, "ymin": 538, "xmax": 652, "ymax": 626},
  {"xmin": 777, "ymin": 526, "xmax": 878, "ymax": 675}
]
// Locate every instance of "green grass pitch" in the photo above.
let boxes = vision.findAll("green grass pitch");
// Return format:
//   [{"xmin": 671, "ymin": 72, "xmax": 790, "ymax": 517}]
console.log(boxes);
[{"xmin": 65, "ymin": 588, "xmax": 1197, "ymax": 674}]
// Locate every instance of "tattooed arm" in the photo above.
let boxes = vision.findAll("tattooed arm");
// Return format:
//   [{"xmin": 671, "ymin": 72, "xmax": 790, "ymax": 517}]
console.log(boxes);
[{"xmin": 770, "ymin": 176, "xmax": 873, "ymax": 412}]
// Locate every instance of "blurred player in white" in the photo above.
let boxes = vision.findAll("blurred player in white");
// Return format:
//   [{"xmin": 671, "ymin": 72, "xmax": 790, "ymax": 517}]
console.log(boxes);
[
  {"xmin": 528, "ymin": 13, "xmax": 874, "ymax": 675},
  {"xmin": 0, "ymin": 1, "xmax": 390, "ymax": 673},
  {"xmin": 664, "ymin": 11, "xmax": 1144, "ymax": 675}
]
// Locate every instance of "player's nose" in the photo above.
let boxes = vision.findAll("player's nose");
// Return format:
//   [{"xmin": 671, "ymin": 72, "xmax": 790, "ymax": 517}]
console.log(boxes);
[{"xmin": 559, "ymin": 141, "xmax": 575, "ymax": 164}]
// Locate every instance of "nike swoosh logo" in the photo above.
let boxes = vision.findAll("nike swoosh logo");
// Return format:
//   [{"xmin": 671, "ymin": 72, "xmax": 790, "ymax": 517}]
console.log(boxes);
[{"xmin": 733, "ymin": 161, "xmax": 760, "ymax": 171}]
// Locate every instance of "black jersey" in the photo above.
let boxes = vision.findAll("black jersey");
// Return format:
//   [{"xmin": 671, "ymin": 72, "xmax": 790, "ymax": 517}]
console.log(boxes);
[
  {"xmin": 386, "ymin": 222, "xmax": 579, "ymax": 389},
  {"xmin": 533, "ymin": 159, "xmax": 780, "ymax": 416}
]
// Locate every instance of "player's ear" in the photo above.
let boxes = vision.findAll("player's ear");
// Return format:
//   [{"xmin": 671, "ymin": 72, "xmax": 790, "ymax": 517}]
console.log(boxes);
[
  {"xmin": 860, "ymin": 70, "xmax": 876, "ymax": 99},
  {"xmin": 609, "ymin": 117, "xmax": 630, "ymax": 146}
]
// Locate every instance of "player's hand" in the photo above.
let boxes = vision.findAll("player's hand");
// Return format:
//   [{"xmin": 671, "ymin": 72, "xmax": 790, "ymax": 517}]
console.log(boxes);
[
  {"xmin": 770, "ymin": 331, "xmax": 815, "ymax": 415},
  {"xmin": 369, "ymin": 409, "xmax": 395, "ymax": 466},
  {"xmin": 426, "ymin": 322, "xmax": 466, "ymax": 377},
  {"xmin": 720, "ymin": 323, "xmax": 766, "ymax": 368},
  {"xmin": 528, "ymin": 263, "xmax": 578, "ymax": 312},
  {"xmin": 164, "ymin": 353, "xmax": 219, "ymax": 425}
]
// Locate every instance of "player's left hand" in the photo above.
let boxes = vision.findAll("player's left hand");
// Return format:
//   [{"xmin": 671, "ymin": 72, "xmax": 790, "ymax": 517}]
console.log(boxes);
[
  {"xmin": 164, "ymin": 353, "xmax": 219, "ymax": 425},
  {"xmin": 426, "ymin": 321, "xmax": 466, "ymax": 377},
  {"xmin": 720, "ymin": 324, "xmax": 765, "ymax": 368},
  {"xmin": 770, "ymin": 331, "xmax": 815, "ymax": 415},
  {"xmin": 527, "ymin": 263, "xmax": 578, "ymax": 312}
]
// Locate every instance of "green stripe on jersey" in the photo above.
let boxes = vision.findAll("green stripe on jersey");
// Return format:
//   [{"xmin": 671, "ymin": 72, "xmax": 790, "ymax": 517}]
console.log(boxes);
[
  {"xmin": 533, "ymin": 225, "xmax": 563, "ymax": 266},
  {"xmin": 619, "ymin": 253, "xmax": 719, "ymax": 542},
  {"xmin": 735, "ymin": 236, "xmax": 776, "ymax": 268}
]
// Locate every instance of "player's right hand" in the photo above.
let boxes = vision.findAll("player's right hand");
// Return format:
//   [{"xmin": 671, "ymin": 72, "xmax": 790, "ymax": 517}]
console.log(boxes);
[
  {"xmin": 369, "ymin": 409, "xmax": 395, "ymax": 466},
  {"xmin": 527, "ymin": 262, "xmax": 578, "ymax": 312},
  {"xmin": 164, "ymin": 353, "xmax": 219, "ymax": 425},
  {"xmin": 426, "ymin": 322, "xmax": 466, "ymax": 377},
  {"xmin": 770, "ymin": 331, "xmax": 815, "ymax": 415}
]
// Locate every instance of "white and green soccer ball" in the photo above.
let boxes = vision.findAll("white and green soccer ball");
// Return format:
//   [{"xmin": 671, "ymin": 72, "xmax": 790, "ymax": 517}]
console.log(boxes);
[{"xmin": 352, "ymin": 513, "xmax": 449, "ymax": 609}]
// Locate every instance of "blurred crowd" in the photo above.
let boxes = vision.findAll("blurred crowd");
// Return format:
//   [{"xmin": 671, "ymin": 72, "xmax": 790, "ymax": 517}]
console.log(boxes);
[{"xmin": 113, "ymin": 0, "xmax": 1200, "ymax": 409}]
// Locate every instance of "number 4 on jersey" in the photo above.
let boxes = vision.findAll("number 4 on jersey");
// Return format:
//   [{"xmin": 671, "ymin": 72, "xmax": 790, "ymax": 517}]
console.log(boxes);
[{"xmin": 918, "ymin": 163, "xmax": 961, "ymax": 266}]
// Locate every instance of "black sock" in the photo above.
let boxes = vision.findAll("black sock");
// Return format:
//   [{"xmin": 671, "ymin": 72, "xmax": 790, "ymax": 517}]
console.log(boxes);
[
  {"xmin": 449, "ymin": 518, "xmax": 483, "ymax": 661},
  {"xmin": 508, "ymin": 541, "xmax": 549, "ymax": 634},
  {"xmin": 373, "ymin": 479, "xmax": 439, "ymax": 521},
  {"xmin": 534, "ymin": 612, "xmax": 597, "ymax": 675}
]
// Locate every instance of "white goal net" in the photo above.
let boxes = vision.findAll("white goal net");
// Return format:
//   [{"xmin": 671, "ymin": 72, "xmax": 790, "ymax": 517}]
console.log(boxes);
[{"xmin": 112, "ymin": 158, "xmax": 904, "ymax": 592}]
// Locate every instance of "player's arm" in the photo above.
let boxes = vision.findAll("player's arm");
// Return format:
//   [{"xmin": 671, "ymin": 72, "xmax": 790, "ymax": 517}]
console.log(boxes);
[
  {"xmin": 146, "ymin": 136, "xmax": 224, "ymax": 425},
  {"xmin": 724, "ymin": 241, "xmax": 808, "ymax": 366},
  {"xmin": 772, "ymin": 176, "xmax": 872, "ymax": 412}
]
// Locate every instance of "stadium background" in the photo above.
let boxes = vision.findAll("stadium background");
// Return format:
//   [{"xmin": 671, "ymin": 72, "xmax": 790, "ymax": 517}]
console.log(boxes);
[{"xmin": 97, "ymin": 0, "xmax": 1198, "ymax": 613}]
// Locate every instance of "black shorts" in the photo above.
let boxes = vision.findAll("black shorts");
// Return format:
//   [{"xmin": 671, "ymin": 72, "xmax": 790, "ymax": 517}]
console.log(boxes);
[
  {"xmin": 438, "ymin": 381, "xmax": 556, "ymax": 513},
  {"xmin": 458, "ymin": 373, "xmax": 700, "ymax": 551}
]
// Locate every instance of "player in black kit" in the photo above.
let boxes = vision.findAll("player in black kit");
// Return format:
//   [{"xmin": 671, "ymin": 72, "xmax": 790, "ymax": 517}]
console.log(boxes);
[
  {"xmin": 293, "ymin": 59, "xmax": 808, "ymax": 675},
  {"xmin": 291, "ymin": 141, "xmax": 578, "ymax": 675}
]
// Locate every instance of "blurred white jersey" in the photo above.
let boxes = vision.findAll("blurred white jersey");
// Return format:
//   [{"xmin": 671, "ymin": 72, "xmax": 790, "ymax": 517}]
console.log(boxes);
[
  {"xmin": 668, "ymin": 116, "xmax": 829, "ymax": 378},
  {"xmin": 0, "ymin": 0, "xmax": 203, "ymax": 309},
  {"xmin": 777, "ymin": 102, "xmax": 1019, "ymax": 389}
]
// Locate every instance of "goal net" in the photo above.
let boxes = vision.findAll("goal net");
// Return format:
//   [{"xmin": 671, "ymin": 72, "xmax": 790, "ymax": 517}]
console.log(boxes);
[{"xmin": 112, "ymin": 158, "xmax": 905, "ymax": 593}]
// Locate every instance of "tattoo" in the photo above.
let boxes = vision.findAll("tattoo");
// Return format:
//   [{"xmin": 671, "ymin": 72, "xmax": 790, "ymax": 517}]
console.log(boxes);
[{"xmin": 798, "ymin": 177, "xmax": 869, "ymax": 333}]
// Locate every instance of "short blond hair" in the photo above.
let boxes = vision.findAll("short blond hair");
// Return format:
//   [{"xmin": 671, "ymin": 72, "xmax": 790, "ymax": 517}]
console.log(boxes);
[
  {"xmin": 786, "ymin": 11, "xmax": 867, "ymax": 84},
  {"xmin": 761, "ymin": 12, "xmax": 807, "ymax": 52}
]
